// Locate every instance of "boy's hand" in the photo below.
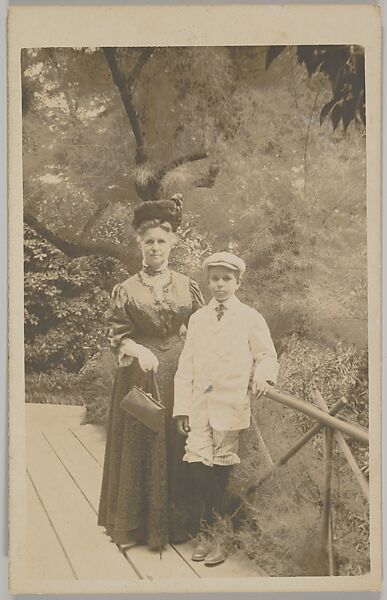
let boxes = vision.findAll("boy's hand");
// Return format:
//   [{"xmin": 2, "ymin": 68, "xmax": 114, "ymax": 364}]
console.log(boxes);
[
  {"xmin": 252, "ymin": 379, "xmax": 273, "ymax": 398},
  {"xmin": 179, "ymin": 323, "xmax": 187, "ymax": 342},
  {"xmin": 176, "ymin": 416, "xmax": 190, "ymax": 436}
]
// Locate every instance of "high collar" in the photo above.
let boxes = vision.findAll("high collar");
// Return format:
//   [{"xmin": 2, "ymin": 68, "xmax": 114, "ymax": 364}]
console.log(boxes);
[{"xmin": 142, "ymin": 261, "xmax": 169, "ymax": 276}]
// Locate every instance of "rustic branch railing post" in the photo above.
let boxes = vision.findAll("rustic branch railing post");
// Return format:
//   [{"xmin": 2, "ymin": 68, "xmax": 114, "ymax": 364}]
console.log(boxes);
[
  {"xmin": 247, "ymin": 398, "xmax": 347, "ymax": 494},
  {"xmin": 313, "ymin": 389, "xmax": 369, "ymax": 501},
  {"xmin": 275, "ymin": 398, "xmax": 346, "ymax": 467},
  {"xmin": 251, "ymin": 414, "xmax": 274, "ymax": 467},
  {"xmin": 321, "ymin": 426, "xmax": 335, "ymax": 575},
  {"xmin": 328, "ymin": 514, "xmax": 336, "ymax": 575}
]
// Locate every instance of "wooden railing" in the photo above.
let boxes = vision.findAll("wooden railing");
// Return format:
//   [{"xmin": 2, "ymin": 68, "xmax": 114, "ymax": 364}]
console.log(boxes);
[{"xmin": 247, "ymin": 387, "xmax": 369, "ymax": 576}]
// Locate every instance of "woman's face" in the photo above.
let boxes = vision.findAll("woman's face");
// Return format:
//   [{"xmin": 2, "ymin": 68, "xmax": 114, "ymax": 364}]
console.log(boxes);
[{"xmin": 139, "ymin": 226, "xmax": 173, "ymax": 269}]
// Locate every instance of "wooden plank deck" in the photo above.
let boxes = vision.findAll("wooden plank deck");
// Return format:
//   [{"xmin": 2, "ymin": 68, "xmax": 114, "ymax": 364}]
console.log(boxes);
[{"xmin": 26, "ymin": 403, "xmax": 265, "ymax": 581}]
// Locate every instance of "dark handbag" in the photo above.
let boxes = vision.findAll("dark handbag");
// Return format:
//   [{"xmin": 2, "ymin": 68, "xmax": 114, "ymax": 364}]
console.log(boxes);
[{"xmin": 120, "ymin": 374, "xmax": 164, "ymax": 433}]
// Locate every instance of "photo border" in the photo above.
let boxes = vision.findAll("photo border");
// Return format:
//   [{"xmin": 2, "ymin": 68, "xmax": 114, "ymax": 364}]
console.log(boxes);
[{"xmin": 8, "ymin": 4, "xmax": 382, "ymax": 593}]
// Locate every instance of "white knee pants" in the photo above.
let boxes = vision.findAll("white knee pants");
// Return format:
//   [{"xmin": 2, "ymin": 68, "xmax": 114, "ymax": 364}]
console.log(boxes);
[{"xmin": 183, "ymin": 419, "xmax": 240, "ymax": 467}]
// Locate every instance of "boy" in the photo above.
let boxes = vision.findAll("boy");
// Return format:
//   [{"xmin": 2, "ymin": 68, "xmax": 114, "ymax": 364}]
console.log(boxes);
[{"xmin": 173, "ymin": 252, "xmax": 279, "ymax": 566}]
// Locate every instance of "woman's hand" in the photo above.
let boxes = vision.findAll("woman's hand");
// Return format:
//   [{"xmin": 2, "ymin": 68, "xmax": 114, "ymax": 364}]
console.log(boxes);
[
  {"xmin": 136, "ymin": 347, "xmax": 159, "ymax": 372},
  {"xmin": 118, "ymin": 354, "xmax": 134, "ymax": 367},
  {"xmin": 176, "ymin": 416, "xmax": 190, "ymax": 436},
  {"xmin": 252, "ymin": 379, "xmax": 273, "ymax": 398}
]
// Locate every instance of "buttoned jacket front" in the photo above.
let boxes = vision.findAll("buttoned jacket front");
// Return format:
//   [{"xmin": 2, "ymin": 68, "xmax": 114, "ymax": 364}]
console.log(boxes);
[{"xmin": 173, "ymin": 295, "xmax": 279, "ymax": 431}]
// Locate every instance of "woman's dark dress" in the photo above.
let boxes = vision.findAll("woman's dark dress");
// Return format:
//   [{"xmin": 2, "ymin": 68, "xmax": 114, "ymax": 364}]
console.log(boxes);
[{"xmin": 98, "ymin": 269, "xmax": 204, "ymax": 550}]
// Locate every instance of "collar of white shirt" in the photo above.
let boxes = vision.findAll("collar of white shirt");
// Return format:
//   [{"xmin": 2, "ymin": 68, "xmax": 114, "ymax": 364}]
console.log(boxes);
[{"xmin": 208, "ymin": 295, "xmax": 241, "ymax": 315}]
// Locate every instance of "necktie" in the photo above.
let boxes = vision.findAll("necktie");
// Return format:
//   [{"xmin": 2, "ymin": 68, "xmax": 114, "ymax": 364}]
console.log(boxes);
[{"xmin": 215, "ymin": 303, "xmax": 226, "ymax": 321}]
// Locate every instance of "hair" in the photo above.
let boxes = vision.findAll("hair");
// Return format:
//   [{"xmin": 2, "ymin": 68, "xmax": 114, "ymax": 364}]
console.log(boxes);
[{"xmin": 136, "ymin": 219, "xmax": 176, "ymax": 246}]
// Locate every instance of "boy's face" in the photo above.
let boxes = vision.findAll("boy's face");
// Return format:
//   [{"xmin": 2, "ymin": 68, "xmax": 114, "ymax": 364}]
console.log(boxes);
[{"xmin": 207, "ymin": 265, "xmax": 240, "ymax": 302}]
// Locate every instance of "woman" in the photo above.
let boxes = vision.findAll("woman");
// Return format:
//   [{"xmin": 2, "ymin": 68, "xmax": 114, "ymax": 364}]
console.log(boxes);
[{"xmin": 98, "ymin": 195, "xmax": 204, "ymax": 551}]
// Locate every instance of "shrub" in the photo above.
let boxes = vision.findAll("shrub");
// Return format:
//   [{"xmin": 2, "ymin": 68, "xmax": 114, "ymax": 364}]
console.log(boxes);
[
  {"xmin": 24, "ymin": 224, "xmax": 123, "ymax": 373},
  {"xmin": 25, "ymin": 369, "xmax": 82, "ymax": 405},
  {"xmin": 78, "ymin": 347, "xmax": 116, "ymax": 426}
]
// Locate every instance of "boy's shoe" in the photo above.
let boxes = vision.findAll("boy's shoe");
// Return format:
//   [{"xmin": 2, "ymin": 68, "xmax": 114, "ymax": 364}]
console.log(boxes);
[
  {"xmin": 191, "ymin": 541, "xmax": 211, "ymax": 561},
  {"xmin": 204, "ymin": 546, "xmax": 227, "ymax": 566}
]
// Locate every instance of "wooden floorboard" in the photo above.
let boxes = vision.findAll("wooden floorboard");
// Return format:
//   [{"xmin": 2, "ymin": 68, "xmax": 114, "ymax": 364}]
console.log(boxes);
[
  {"xmin": 26, "ymin": 475, "xmax": 76, "ymax": 581},
  {"xmin": 123, "ymin": 544, "xmax": 198, "ymax": 581},
  {"xmin": 26, "ymin": 410, "xmax": 138, "ymax": 580},
  {"xmin": 43, "ymin": 427, "xmax": 102, "ymax": 513},
  {"xmin": 172, "ymin": 541, "xmax": 266, "ymax": 578},
  {"xmin": 26, "ymin": 402, "xmax": 85, "ymax": 425},
  {"xmin": 26, "ymin": 403, "xmax": 265, "ymax": 580},
  {"xmin": 43, "ymin": 418, "xmax": 198, "ymax": 579},
  {"xmin": 70, "ymin": 423, "xmax": 106, "ymax": 466}
]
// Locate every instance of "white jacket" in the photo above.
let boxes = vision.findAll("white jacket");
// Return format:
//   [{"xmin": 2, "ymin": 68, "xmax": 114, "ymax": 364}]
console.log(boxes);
[{"xmin": 173, "ymin": 295, "xmax": 279, "ymax": 431}]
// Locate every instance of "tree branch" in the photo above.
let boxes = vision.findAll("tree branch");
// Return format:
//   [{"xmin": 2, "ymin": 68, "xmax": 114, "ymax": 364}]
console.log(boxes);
[
  {"xmin": 127, "ymin": 48, "xmax": 154, "ymax": 88},
  {"xmin": 24, "ymin": 208, "xmax": 138, "ymax": 271},
  {"xmin": 157, "ymin": 151, "xmax": 208, "ymax": 181},
  {"xmin": 103, "ymin": 48, "xmax": 210, "ymax": 200},
  {"xmin": 102, "ymin": 47, "xmax": 148, "ymax": 164},
  {"xmin": 80, "ymin": 200, "xmax": 110, "ymax": 237}
]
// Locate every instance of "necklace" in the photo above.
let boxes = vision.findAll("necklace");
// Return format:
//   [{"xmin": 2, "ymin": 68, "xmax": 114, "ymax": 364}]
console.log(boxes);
[{"xmin": 137, "ymin": 269, "xmax": 173, "ymax": 306}]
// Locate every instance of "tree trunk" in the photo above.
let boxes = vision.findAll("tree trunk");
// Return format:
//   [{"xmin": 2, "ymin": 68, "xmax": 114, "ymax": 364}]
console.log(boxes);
[
  {"xmin": 102, "ymin": 47, "xmax": 213, "ymax": 203},
  {"xmin": 102, "ymin": 47, "xmax": 148, "ymax": 165}
]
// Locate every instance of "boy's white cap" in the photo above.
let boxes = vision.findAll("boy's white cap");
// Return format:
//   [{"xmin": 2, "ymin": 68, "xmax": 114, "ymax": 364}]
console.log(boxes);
[{"xmin": 202, "ymin": 252, "xmax": 246, "ymax": 275}]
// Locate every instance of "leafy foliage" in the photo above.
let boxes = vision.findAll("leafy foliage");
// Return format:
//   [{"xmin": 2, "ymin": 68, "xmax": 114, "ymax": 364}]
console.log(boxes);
[
  {"xmin": 267, "ymin": 45, "xmax": 365, "ymax": 130},
  {"xmin": 24, "ymin": 224, "xmax": 121, "ymax": 372},
  {"xmin": 278, "ymin": 334, "xmax": 369, "ymax": 429},
  {"xmin": 25, "ymin": 369, "xmax": 82, "ymax": 405}
]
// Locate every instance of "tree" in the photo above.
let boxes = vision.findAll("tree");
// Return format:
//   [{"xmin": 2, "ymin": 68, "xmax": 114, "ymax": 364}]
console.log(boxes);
[
  {"xmin": 22, "ymin": 45, "xmax": 365, "ymax": 268},
  {"xmin": 101, "ymin": 47, "xmax": 210, "ymax": 201},
  {"xmin": 22, "ymin": 45, "xmax": 367, "ymax": 372},
  {"xmin": 22, "ymin": 46, "xmax": 237, "ymax": 267}
]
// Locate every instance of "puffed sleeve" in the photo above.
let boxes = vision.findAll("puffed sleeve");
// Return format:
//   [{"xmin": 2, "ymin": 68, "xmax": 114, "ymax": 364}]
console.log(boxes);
[
  {"xmin": 249, "ymin": 310, "xmax": 279, "ymax": 385},
  {"xmin": 105, "ymin": 283, "xmax": 136, "ymax": 355},
  {"xmin": 189, "ymin": 278, "xmax": 205, "ymax": 313}
]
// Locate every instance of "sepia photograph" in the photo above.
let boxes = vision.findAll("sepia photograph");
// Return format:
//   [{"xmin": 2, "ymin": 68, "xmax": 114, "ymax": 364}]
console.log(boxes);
[{"xmin": 8, "ymin": 5, "xmax": 381, "ymax": 595}]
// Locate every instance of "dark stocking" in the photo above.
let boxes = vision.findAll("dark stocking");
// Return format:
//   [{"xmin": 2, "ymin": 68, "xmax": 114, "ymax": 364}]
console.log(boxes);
[
  {"xmin": 188, "ymin": 462, "xmax": 232, "ymax": 528},
  {"xmin": 213, "ymin": 464, "xmax": 232, "ymax": 518},
  {"xmin": 188, "ymin": 462, "xmax": 217, "ymax": 526},
  {"xmin": 214, "ymin": 466, "xmax": 246, "ymax": 530}
]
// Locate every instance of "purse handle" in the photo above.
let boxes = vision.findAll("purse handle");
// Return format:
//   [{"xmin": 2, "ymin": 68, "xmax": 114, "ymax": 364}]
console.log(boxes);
[{"xmin": 149, "ymin": 370, "xmax": 162, "ymax": 405}]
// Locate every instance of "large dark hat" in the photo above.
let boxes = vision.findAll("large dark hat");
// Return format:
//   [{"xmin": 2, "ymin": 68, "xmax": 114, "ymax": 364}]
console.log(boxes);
[{"xmin": 132, "ymin": 194, "xmax": 183, "ymax": 232}]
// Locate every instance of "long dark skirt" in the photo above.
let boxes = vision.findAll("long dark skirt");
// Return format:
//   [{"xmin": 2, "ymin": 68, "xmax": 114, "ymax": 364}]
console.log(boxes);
[{"xmin": 98, "ymin": 342, "xmax": 200, "ymax": 550}]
